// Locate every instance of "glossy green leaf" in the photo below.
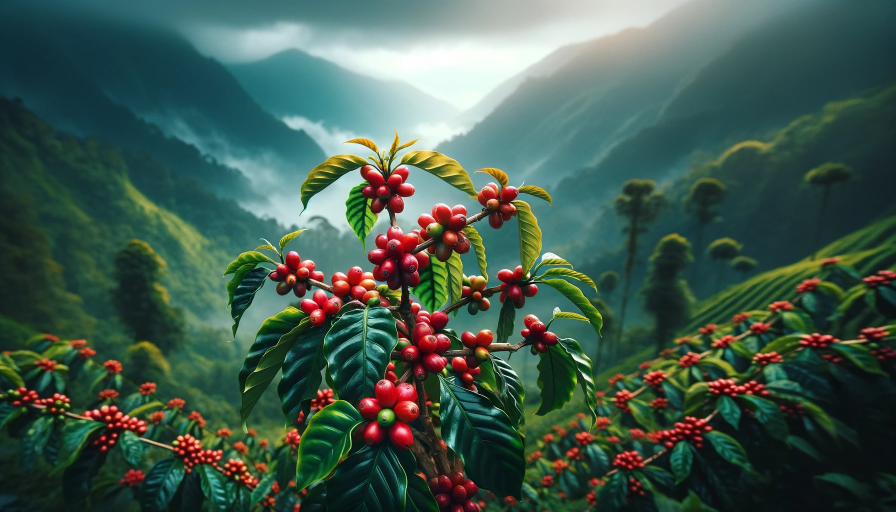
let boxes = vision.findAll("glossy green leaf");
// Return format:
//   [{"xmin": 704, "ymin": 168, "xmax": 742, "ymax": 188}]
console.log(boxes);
[
  {"xmin": 251, "ymin": 473, "xmax": 277, "ymax": 507},
  {"xmin": 496, "ymin": 299, "xmax": 516, "ymax": 345},
  {"xmin": 180, "ymin": 472, "xmax": 205, "ymax": 511},
  {"xmin": 295, "ymin": 401, "xmax": 364, "ymax": 492},
  {"xmin": 413, "ymin": 255, "xmax": 448, "ymax": 313},
  {"xmin": 699, "ymin": 357, "xmax": 736, "ymax": 376},
  {"xmin": 464, "ymin": 225, "xmax": 488, "ymax": 281},
  {"xmin": 490, "ymin": 356, "xmax": 525, "ymax": 429},
  {"xmin": 512, "ymin": 200, "xmax": 541, "ymax": 275},
  {"xmin": 551, "ymin": 309, "xmax": 588, "ymax": 322},
  {"xmin": 739, "ymin": 394, "xmax": 788, "ymax": 439},
  {"xmin": 597, "ymin": 472, "xmax": 626, "ymax": 509},
  {"xmin": 475, "ymin": 168, "xmax": 509, "ymax": 189},
  {"xmin": 280, "ymin": 229, "xmax": 308, "ymax": 251},
  {"xmin": 228, "ymin": 267, "xmax": 268, "ymax": 338},
  {"xmin": 278, "ymin": 326, "xmax": 327, "ymax": 425},
  {"xmin": 539, "ymin": 268, "xmax": 597, "ymax": 293},
  {"xmin": 238, "ymin": 307, "xmax": 306, "ymax": 399},
  {"xmin": 791, "ymin": 396, "xmax": 836, "ymax": 437},
  {"xmin": 535, "ymin": 345, "xmax": 577, "ymax": 416},
  {"xmin": 302, "ymin": 483, "xmax": 328, "ymax": 512},
  {"xmin": 400, "ymin": 150, "xmax": 477, "ymax": 197},
  {"xmin": 533, "ymin": 252, "xmax": 574, "ymax": 273},
  {"xmin": 518, "ymin": 185, "xmax": 552, "ymax": 205},
  {"xmin": 829, "ymin": 343, "xmax": 885, "ymax": 374},
  {"xmin": 717, "ymin": 395, "xmax": 741, "ymax": 429},
  {"xmin": 684, "ymin": 382, "xmax": 710, "ymax": 410},
  {"xmin": 225, "ymin": 251, "xmax": 275, "ymax": 276},
  {"xmin": 541, "ymin": 279, "xmax": 603, "ymax": 338},
  {"xmin": 301, "ymin": 154, "xmax": 370, "ymax": 210},
  {"xmin": 197, "ymin": 463, "xmax": 229, "ymax": 511},
  {"xmin": 345, "ymin": 183, "xmax": 378, "ymax": 249},
  {"xmin": 629, "ymin": 399, "xmax": 659, "ymax": 431},
  {"xmin": 397, "ymin": 450, "xmax": 440, "ymax": 512},
  {"xmin": 141, "ymin": 457, "xmax": 185, "ymax": 512},
  {"xmin": 0, "ymin": 364, "xmax": 24, "ymax": 388},
  {"xmin": 19, "ymin": 416, "xmax": 53, "ymax": 470},
  {"xmin": 438, "ymin": 376, "xmax": 525, "ymax": 499},
  {"xmin": 445, "ymin": 251, "xmax": 464, "ymax": 310},
  {"xmin": 705, "ymin": 431, "xmax": 749, "ymax": 469},
  {"xmin": 759, "ymin": 334, "xmax": 803, "ymax": 354},
  {"xmin": 119, "ymin": 430, "xmax": 145, "ymax": 467},
  {"xmin": 241, "ymin": 314, "xmax": 311, "ymax": 431},
  {"xmin": 128, "ymin": 400, "xmax": 164, "ymax": 418},
  {"xmin": 788, "ymin": 435, "xmax": 821, "ymax": 461},
  {"xmin": 326, "ymin": 444, "xmax": 407, "ymax": 512},
  {"xmin": 324, "ymin": 307, "xmax": 398, "ymax": 406},
  {"xmin": 557, "ymin": 337, "xmax": 599, "ymax": 427},
  {"xmin": 53, "ymin": 419, "xmax": 104, "ymax": 474},
  {"xmin": 671, "ymin": 441, "xmax": 694, "ymax": 484}
]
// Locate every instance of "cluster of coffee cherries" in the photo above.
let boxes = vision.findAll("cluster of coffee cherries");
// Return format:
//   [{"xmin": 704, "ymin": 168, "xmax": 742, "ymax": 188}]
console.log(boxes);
[
  {"xmin": 679, "ymin": 352, "xmax": 701, "ymax": 368},
  {"xmin": 397, "ymin": 308, "xmax": 451, "ymax": 379},
  {"xmin": 330, "ymin": 266, "xmax": 389, "ymax": 305},
  {"xmin": 82, "ymin": 405, "xmax": 148, "ymax": 452},
  {"xmin": 708, "ymin": 379, "xmax": 770, "ymax": 397},
  {"xmin": 429, "ymin": 472, "xmax": 481, "ymax": 512},
  {"xmin": 477, "ymin": 182, "xmax": 518, "ymax": 229},
  {"xmin": 35, "ymin": 358, "xmax": 58, "ymax": 372},
  {"xmin": 520, "ymin": 315, "xmax": 557, "ymax": 353},
  {"xmin": 652, "ymin": 416, "xmax": 712, "ymax": 449},
  {"xmin": 36, "ymin": 393, "xmax": 71, "ymax": 420},
  {"xmin": 799, "ymin": 333, "xmax": 838, "ymax": 349},
  {"xmin": 753, "ymin": 352, "xmax": 783, "ymax": 366},
  {"xmin": 358, "ymin": 380, "xmax": 418, "ymax": 450},
  {"xmin": 1, "ymin": 387, "xmax": 39, "ymax": 412},
  {"xmin": 450, "ymin": 330, "xmax": 493, "ymax": 390},
  {"xmin": 614, "ymin": 389, "xmax": 634, "ymax": 414},
  {"xmin": 627, "ymin": 478, "xmax": 647, "ymax": 499},
  {"xmin": 219, "ymin": 458, "xmax": 258, "ymax": 488},
  {"xmin": 172, "ymin": 434, "xmax": 223, "ymax": 473},
  {"xmin": 269, "ymin": 251, "xmax": 325, "ymax": 297},
  {"xmin": 120, "ymin": 469, "xmax": 145, "ymax": 487},
  {"xmin": 417, "ymin": 204, "xmax": 472, "ymax": 262},
  {"xmin": 360, "ymin": 165, "xmax": 415, "ymax": 214},
  {"xmin": 863, "ymin": 269, "xmax": 896, "ymax": 288},
  {"xmin": 368, "ymin": 226, "xmax": 429, "ymax": 289},
  {"xmin": 612, "ymin": 450, "xmax": 645, "ymax": 471},
  {"xmin": 299, "ymin": 290, "xmax": 343, "ymax": 326},
  {"xmin": 461, "ymin": 275, "xmax": 490, "ymax": 314},
  {"xmin": 643, "ymin": 370, "xmax": 666, "ymax": 388},
  {"xmin": 497, "ymin": 267, "xmax": 537, "ymax": 308}
]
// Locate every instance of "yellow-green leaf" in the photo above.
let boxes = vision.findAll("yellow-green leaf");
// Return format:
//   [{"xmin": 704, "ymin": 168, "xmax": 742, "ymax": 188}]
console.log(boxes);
[
  {"xmin": 512, "ymin": 200, "xmax": 541, "ymax": 275},
  {"xmin": 389, "ymin": 129, "xmax": 400, "ymax": 157},
  {"xmin": 400, "ymin": 151, "xmax": 477, "ymax": 198},
  {"xmin": 280, "ymin": 229, "xmax": 308, "ymax": 250},
  {"xmin": 344, "ymin": 138, "xmax": 379, "ymax": 154},
  {"xmin": 518, "ymin": 185, "xmax": 552, "ymax": 205},
  {"xmin": 464, "ymin": 225, "xmax": 488, "ymax": 281},
  {"xmin": 224, "ymin": 251, "xmax": 274, "ymax": 276},
  {"xmin": 539, "ymin": 268, "xmax": 598, "ymax": 293},
  {"xmin": 475, "ymin": 168, "xmax": 509, "ymax": 189},
  {"xmin": 300, "ymin": 154, "xmax": 369, "ymax": 210}
]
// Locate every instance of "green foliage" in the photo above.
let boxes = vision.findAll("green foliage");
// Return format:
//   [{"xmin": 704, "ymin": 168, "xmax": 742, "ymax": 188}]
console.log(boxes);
[
  {"xmin": 730, "ymin": 256, "xmax": 758, "ymax": 274},
  {"xmin": 804, "ymin": 162, "xmax": 854, "ymax": 187},
  {"xmin": 706, "ymin": 237, "xmax": 742, "ymax": 260},
  {"xmin": 125, "ymin": 341, "xmax": 171, "ymax": 383},
  {"xmin": 684, "ymin": 178, "xmax": 727, "ymax": 225},
  {"xmin": 598, "ymin": 271, "xmax": 619, "ymax": 295},
  {"xmin": 641, "ymin": 234, "xmax": 694, "ymax": 353},
  {"xmin": 325, "ymin": 444, "xmax": 407, "ymax": 512},
  {"xmin": 294, "ymin": 401, "xmax": 363, "ymax": 492}
]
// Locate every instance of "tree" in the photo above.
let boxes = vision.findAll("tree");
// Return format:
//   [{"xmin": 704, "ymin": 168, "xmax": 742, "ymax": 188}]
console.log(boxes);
[
  {"xmin": 683, "ymin": 178, "xmax": 726, "ymax": 281},
  {"xmin": 590, "ymin": 296, "xmax": 616, "ymax": 373},
  {"xmin": 641, "ymin": 234, "xmax": 693, "ymax": 356},
  {"xmin": 804, "ymin": 163, "xmax": 853, "ymax": 259},
  {"xmin": 111, "ymin": 240, "xmax": 184, "ymax": 353},
  {"xmin": 707, "ymin": 237, "xmax": 742, "ymax": 292},
  {"xmin": 594, "ymin": 270, "xmax": 620, "ymax": 371},
  {"xmin": 613, "ymin": 180, "xmax": 665, "ymax": 363},
  {"xmin": 731, "ymin": 255, "xmax": 758, "ymax": 277}
]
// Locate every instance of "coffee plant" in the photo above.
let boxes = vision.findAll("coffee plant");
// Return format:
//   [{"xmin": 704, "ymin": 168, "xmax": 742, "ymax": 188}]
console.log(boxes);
[{"xmin": 1, "ymin": 137, "xmax": 894, "ymax": 511}]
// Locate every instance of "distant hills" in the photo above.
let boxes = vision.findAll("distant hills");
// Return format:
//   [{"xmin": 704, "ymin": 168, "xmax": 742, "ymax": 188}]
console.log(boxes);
[{"xmin": 228, "ymin": 49, "xmax": 458, "ymax": 139}]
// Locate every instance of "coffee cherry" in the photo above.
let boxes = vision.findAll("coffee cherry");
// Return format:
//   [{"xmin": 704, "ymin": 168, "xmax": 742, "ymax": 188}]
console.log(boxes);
[
  {"xmin": 276, "ymin": 281, "xmax": 292, "ymax": 295},
  {"xmin": 461, "ymin": 331, "xmax": 477, "ymax": 348},
  {"xmin": 452, "ymin": 485, "xmax": 467, "ymax": 502},
  {"xmin": 439, "ymin": 475, "xmax": 453, "ymax": 492},
  {"xmin": 500, "ymin": 186, "xmax": 518, "ymax": 202},
  {"xmin": 474, "ymin": 347, "xmax": 489, "ymax": 361},
  {"xmin": 375, "ymin": 380, "xmax": 398, "ymax": 408},
  {"xmin": 364, "ymin": 421, "xmax": 386, "ymax": 446},
  {"xmin": 377, "ymin": 408, "xmax": 396, "ymax": 427},
  {"xmin": 358, "ymin": 398, "xmax": 382, "ymax": 420},
  {"xmin": 475, "ymin": 330, "xmax": 493, "ymax": 347},
  {"xmin": 452, "ymin": 357, "xmax": 468, "ymax": 373},
  {"xmin": 388, "ymin": 421, "xmax": 414, "ymax": 450},
  {"xmin": 394, "ymin": 401, "xmax": 419, "ymax": 423}
]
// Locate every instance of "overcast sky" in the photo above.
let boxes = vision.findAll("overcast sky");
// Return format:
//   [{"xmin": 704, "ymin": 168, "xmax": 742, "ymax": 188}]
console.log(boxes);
[{"xmin": 45, "ymin": 0, "xmax": 690, "ymax": 109}]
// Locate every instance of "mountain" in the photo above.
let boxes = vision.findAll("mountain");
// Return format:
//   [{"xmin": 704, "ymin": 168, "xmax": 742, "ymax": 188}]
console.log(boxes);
[
  {"xmin": 0, "ymin": 10, "xmax": 326, "ymax": 199},
  {"xmin": 574, "ymin": 84, "xmax": 896, "ymax": 313},
  {"xmin": 228, "ymin": 49, "xmax": 458, "ymax": 138}
]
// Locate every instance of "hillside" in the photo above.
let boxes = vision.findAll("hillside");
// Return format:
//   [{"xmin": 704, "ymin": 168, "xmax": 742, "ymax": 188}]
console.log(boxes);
[
  {"xmin": 572, "ymin": 84, "xmax": 896, "ymax": 307},
  {"xmin": 228, "ymin": 49, "xmax": 458, "ymax": 137}
]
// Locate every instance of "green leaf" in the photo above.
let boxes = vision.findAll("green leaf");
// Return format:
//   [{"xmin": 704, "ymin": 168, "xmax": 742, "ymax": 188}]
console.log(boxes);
[
  {"xmin": 739, "ymin": 394, "xmax": 788, "ymax": 439},
  {"xmin": 445, "ymin": 251, "xmax": 464, "ymax": 310},
  {"xmin": 396, "ymin": 451, "xmax": 440, "ymax": 512},
  {"xmin": 438, "ymin": 376, "xmax": 525, "ymax": 499},
  {"xmin": 759, "ymin": 334, "xmax": 803, "ymax": 354},
  {"xmin": 294, "ymin": 401, "xmax": 364, "ymax": 492},
  {"xmin": 829, "ymin": 343, "xmax": 885, "ymax": 374},
  {"xmin": 464, "ymin": 225, "xmax": 488, "ymax": 281},
  {"xmin": 535, "ymin": 345, "xmax": 577, "ymax": 415},
  {"xmin": 541, "ymin": 279, "xmax": 603, "ymax": 338},
  {"xmin": 280, "ymin": 229, "xmax": 308, "ymax": 250},
  {"xmin": 345, "ymin": 138, "xmax": 379, "ymax": 154},
  {"xmin": 119, "ymin": 430, "xmax": 145, "ymax": 467},
  {"xmin": 0, "ymin": 364, "xmax": 24, "ymax": 388},
  {"xmin": 345, "ymin": 185, "xmax": 378, "ymax": 251},
  {"xmin": 278, "ymin": 326, "xmax": 327, "ymax": 425},
  {"xmin": 326, "ymin": 444, "xmax": 407, "ymax": 512},
  {"xmin": 53, "ymin": 419, "xmax": 104, "ymax": 474},
  {"xmin": 197, "ymin": 463, "xmax": 229, "ymax": 511},
  {"xmin": 141, "ymin": 457, "xmax": 185, "ymax": 512},
  {"xmin": 251, "ymin": 473, "xmax": 277, "ymax": 507},
  {"xmin": 180, "ymin": 472, "xmax": 205, "ymax": 511},
  {"xmin": 518, "ymin": 185, "xmax": 552, "ymax": 205},
  {"xmin": 413, "ymin": 255, "xmax": 448, "ymax": 313},
  {"xmin": 475, "ymin": 168, "xmax": 509, "ymax": 189},
  {"xmin": 496, "ymin": 299, "xmax": 516, "ymax": 345},
  {"xmin": 684, "ymin": 382, "xmax": 709, "ymax": 410},
  {"xmin": 511, "ymin": 200, "xmax": 541, "ymax": 275},
  {"xmin": 791, "ymin": 396, "xmax": 836, "ymax": 437},
  {"xmin": 597, "ymin": 472, "xmax": 627, "ymax": 509},
  {"xmin": 716, "ymin": 395, "xmax": 741, "ymax": 429},
  {"xmin": 0, "ymin": 402, "xmax": 24, "ymax": 431},
  {"xmin": 396, "ymin": 138, "xmax": 422, "ymax": 153},
  {"xmin": 533, "ymin": 252, "xmax": 574, "ymax": 273},
  {"xmin": 814, "ymin": 473, "xmax": 871, "ymax": 501},
  {"xmin": 302, "ymin": 483, "xmax": 328, "ymax": 512},
  {"xmin": 699, "ymin": 357, "xmax": 736, "ymax": 376},
  {"xmin": 670, "ymin": 442, "xmax": 694, "ymax": 484},
  {"xmin": 780, "ymin": 311, "xmax": 809, "ymax": 333},
  {"xmin": 241, "ymin": 316, "xmax": 311, "ymax": 431},
  {"xmin": 629, "ymin": 399, "xmax": 659, "ymax": 431},
  {"xmin": 551, "ymin": 309, "xmax": 588, "ymax": 322},
  {"xmin": 556, "ymin": 338, "xmax": 599, "ymax": 427},
  {"xmin": 19, "ymin": 416, "xmax": 53, "ymax": 470},
  {"xmin": 539, "ymin": 268, "xmax": 597, "ymax": 293},
  {"xmin": 787, "ymin": 435, "xmax": 821, "ymax": 461},
  {"xmin": 300, "ymin": 154, "xmax": 370, "ymax": 210},
  {"xmin": 127, "ymin": 400, "xmax": 164, "ymax": 418},
  {"xmin": 239, "ymin": 307, "xmax": 306, "ymax": 399},
  {"xmin": 62, "ymin": 450, "xmax": 105, "ymax": 506},
  {"xmin": 323, "ymin": 307, "xmax": 398, "ymax": 406},
  {"xmin": 489, "ymin": 356, "xmax": 525, "ymax": 429},
  {"xmin": 224, "ymin": 251, "xmax": 275, "ymax": 276},
  {"xmin": 229, "ymin": 267, "xmax": 268, "ymax": 338},
  {"xmin": 400, "ymin": 150, "xmax": 477, "ymax": 197},
  {"xmin": 705, "ymin": 431, "xmax": 749, "ymax": 469}
]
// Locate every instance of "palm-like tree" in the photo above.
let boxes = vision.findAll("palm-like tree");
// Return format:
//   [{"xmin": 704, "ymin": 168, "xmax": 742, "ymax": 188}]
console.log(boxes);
[
  {"xmin": 684, "ymin": 178, "xmax": 726, "ymax": 282},
  {"xmin": 707, "ymin": 237, "xmax": 742, "ymax": 292},
  {"xmin": 804, "ymin": 163, "xmax": 853, "ymax": 259}
]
